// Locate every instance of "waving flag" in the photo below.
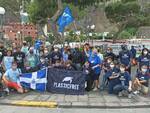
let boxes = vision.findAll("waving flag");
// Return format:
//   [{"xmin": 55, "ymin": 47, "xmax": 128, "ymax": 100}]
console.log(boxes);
[
  {"xmin": 19, "ymin": 69, "xmax": 47, "ymax": 92},
  {"xmin": 34, "ymin": 40, "xmax": 43, "ymax": 50},
  {"xmin": 57, "ymin": 6, "xmax": 74, "ymax": 32}
]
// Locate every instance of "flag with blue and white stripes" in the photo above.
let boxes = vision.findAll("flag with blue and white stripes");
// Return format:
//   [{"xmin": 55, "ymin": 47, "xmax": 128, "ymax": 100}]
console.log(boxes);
[{"xmin": 19, "ymin": 69, "xmax": 47, "ymax": 92}]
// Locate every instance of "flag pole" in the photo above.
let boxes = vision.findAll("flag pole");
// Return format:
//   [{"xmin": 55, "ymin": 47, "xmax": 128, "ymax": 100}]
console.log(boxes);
[{"xmin": 73, "ymin": 21, "xmax": 81, "ymax": 46}]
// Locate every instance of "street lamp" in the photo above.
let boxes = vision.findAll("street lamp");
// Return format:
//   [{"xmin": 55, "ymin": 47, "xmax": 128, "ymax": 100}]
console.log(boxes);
[
  {"xmin": 102, "ymin": 32, "xmax": 109, "ymax": 41},
  {"xmin": 90, "ymin": 24, "xmax": 95, "ymax": 46},
  {"xmin": 0, "ymin": 7, "xmax": 5, "ymax": 15},
  {"xmin": 0, "ymin": 7, "xmax": 5, "ymax": 40}
]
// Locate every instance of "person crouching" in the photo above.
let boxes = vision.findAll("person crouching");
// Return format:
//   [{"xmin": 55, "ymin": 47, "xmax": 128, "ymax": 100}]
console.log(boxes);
[
  {"xmin": 133, "ymin": 65, "xmax": 150, "ymax": 95},
  {"xmin": 113, "ymin": 64, "xmax": 132, "ymax": 98},
  {"xmin": 2, "ymin": 62, "xmax": 25, "ymax": 93}
]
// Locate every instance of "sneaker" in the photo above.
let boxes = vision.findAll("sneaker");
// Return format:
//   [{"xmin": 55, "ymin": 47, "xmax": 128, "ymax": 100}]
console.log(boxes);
[
  {"xmin": 4, "ymin": 88, "xmax": 9, "ymax": 92},
  {"xmin": 133, "ymin": 91, "xmax": 139, "ymax": 95},
  {"xmin": 118, "ymin": 92, "xmax": 123, "ymax": 97},
  {"xmin": 93, "ymin": 87, "xmax": 98, "ymax": 91},
  {"xmin": 128, "ymin": 94, "xmax": 132, "ymax": 99}
]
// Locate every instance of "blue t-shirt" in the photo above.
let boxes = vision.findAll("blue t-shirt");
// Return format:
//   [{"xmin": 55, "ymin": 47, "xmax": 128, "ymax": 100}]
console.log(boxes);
[
  {"xmin": 119, "ymin": 71, "xmax": 131, "ymax": 86},
  {"xmin": 3, "ymin": 56, "xmax": 14, "ymax": 71},
  {"xmin": 62, "ymin": 52, "xmax": 69, "ymax": 62},
  {"xmin": 88, "ymin": 54, "xmax": 101, "ymax": 74},
  {"xmin": 119, "ymin": 51, "xmax": 132, "ymax": 66},
  {"xmin": 106, "ymin": 67, "xmax": 120, "ymax": 78},
  {"xmin": 136, "ymin": 72, "xmax": 149, "ymax": 87},
  {"xmin": 38, "ymin": 62, "xmax": 49, "ymax": 70},
  {"xmin": 138, "ymin": 55, "xmax": 150, "ymax": 68},
  {"xmin": 130, "ymin": 48, "xmax": 136, "ymax": 58},
  {"xmin": 5, "ymin": 68, "xmax": 21, "ymax": 83}
]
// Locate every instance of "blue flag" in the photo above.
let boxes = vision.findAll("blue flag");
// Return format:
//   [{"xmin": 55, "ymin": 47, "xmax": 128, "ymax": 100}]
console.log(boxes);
[
  {"xmin": 19, "ymin": 69, "xmax": 47, "ymax": 92},
  {"xmin": 34, "ymin": 40, "xmax": 43, "ymax": 50},
  {"xmin": 57, "ymin": 6, "xmax": 74, "ymax": 32}
]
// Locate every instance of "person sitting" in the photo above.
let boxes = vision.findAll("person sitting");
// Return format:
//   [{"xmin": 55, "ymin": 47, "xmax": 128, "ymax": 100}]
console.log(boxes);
[
  {"xmin": 2, "ymin": 62, "xmax": 25, "ymax": 93},
  {"xmin": 133, "ymin": 65, "xmax": 150, "ymax": 95},
  {"xmin": 103, "ymin": 57, "xmax": 113, "ymax": 73},
  {"xmin": 100, "ymin": 57, "xmax": 113, "ymax": 90},
  {"xmin": 106, "ymin": 62, "xmax": 120, "ymax": 94},
  {"xmin": 113, "ymin": 64, "xmax": 132, "ymax": 98}
]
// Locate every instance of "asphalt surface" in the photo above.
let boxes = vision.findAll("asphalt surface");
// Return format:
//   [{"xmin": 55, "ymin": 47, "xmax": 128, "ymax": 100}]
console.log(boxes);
[{"xmin": 1, "ymin": 105, "xmax": 150, "ymax": 113}]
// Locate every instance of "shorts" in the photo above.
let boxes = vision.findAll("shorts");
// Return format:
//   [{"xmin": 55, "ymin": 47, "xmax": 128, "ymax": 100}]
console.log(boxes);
[
  {"xmin": 92, "ymin": 73, "xmax": 100, "ymax": 80},
  {"xmin": 5, "ymin": 81, "xmax": 22, "ymax": 90},
  {"xmin": 140, "ymin": 85, "xmax": 149, "ymax": 94}
]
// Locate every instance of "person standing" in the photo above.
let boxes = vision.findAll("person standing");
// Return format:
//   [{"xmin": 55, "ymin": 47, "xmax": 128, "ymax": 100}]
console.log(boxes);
[
  {"xmin": 130, "ymin": 46, "xmax": 137, "ymax": 66},
  {"xmin": 25, "ymin": 47, "xmax": 39, "ymax": 72},
  {"xmin": 13, "ymin": 47, "xmax": 25, "ymax": 72},
  {"xmin": 88, "ymin": 48, "xmax": 102, "ymax": 91},
  {"xmin": 21, "ymin": 41, "xmax": 29, "ymax": 55},
  {"xmin": 2, "ymin": 49, "xmax": 14, "ymax": 71},
  {"xmin": 104, "ymin": 47, "xmax": 117, "ymax": 61},
  {"xmin": 50, "ymin": 47, "xmax": 62, "ymax": 65},
  {"xmin": 72, "ymin": 45, "xmax": 84, "ymax": 71},
  {"xmin": 137, "ymin": 48, "xmax": 150, "ymax": 71},
  {"xmin": 119, "ymin": 45, "xmax": 132, "ymax": 73},
  {"xmin": 130, "ymin": 46, "xmax": 136, "ymax": 59}
]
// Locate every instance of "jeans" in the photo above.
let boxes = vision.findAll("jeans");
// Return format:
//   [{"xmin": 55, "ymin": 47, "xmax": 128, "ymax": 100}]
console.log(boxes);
[
  {"xmin": 113, "ymin": 84, "xmax": 129, "ymax": 94},
  {"xmin": 100, "ymin": 73, "xmax": 108, "ymax": 91},
  {"xmin": 108, "ymin": 79, "xmax": 120, "ymax": 94}
]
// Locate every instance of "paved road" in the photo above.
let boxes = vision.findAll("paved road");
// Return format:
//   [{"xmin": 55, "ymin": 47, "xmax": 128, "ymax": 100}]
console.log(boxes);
[{"xmin": 1, "ymin": 105, "xmax": 150, "ymax": 113}]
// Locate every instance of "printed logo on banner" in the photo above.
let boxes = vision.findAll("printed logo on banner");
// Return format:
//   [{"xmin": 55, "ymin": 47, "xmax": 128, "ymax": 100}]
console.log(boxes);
[
  {"xmin": 53, "ymin": 76, "xmax": 79, "ymax": 90},
  {"xmin": 62, "ymin": 77, "xmax": 73, "ymax": 83}
]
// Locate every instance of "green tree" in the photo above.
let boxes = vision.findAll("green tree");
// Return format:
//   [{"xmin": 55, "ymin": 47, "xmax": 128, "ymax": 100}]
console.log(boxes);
[
  {"xmin": 118, "ymin": 30, "xmax": 132, "ymax": 39},
  {"xmin": 0, "ymin": 0, "xmax": 31, "ymax": 21},
  {"xmin": 24, "ymin": 36, "xmax": 33, "ymax": 44},
  {"xmin": 27, "ymin": 0, "xmax": 103, "ymax": 43},
  {"xmin": 105, "ymin": 0, "xmax": 150, "ymax": 39}
]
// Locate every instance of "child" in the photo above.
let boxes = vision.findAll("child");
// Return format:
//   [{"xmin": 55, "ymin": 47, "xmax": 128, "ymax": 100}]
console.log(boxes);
[
  {"xmin": 106, "ymin": 62, "xmax": 120, "ymax": 94},
  {"xmin": 133, "ymin": 65, "xmax": 150, "ymax": 95},
  {"xmin": 113, "ymin": 64, "xmax": 132, "ymax": 98}
]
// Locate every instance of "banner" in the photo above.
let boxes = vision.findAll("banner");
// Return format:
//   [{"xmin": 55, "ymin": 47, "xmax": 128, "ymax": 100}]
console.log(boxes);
[
  {"xmin": 47, "ymin": 68, "xmax": 85, "ymax": 95},
  {"xmin": 20, "ymin": 69, "xmax": 47, "ymax": 92}
]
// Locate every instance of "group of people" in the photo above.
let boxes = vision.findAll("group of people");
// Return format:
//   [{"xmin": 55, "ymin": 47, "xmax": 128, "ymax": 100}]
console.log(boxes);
[{"xmin": 0, "ymin": 41, "xmax": 150, "ymax": 98}]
